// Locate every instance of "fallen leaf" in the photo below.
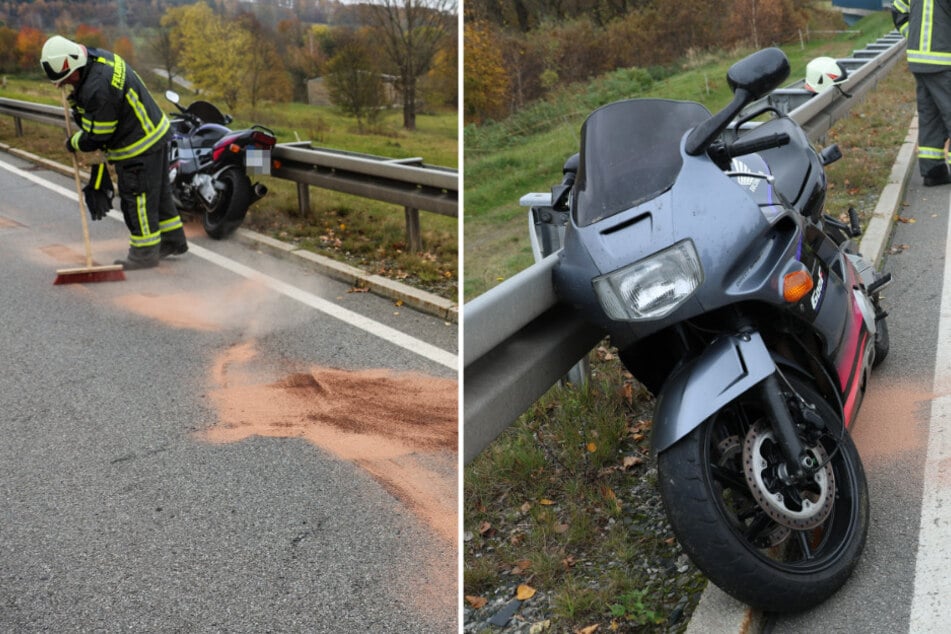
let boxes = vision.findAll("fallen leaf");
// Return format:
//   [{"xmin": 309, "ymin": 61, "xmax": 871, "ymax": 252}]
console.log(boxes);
[
  {"xmin": 479, "ymin": 521, "xmax": 492, "ymax": 535},
  {"xmin": 395, "ymin": 299, "xmax": 404, "ymax": 307},
  {"xmin": 622, "ymin": 455, "xmax": 644, "ymax": 469},
  {"xmin": 887, "ymin": 244, "xmax": 910, "ymax": 255},
  {"xmin": 516, "ymin": 584, "xmax": 537, "ymax": 600},
  {"xmin": 510, "ymin": 533, "xmax": 525, "ymax": 546},
  {"xmin": 465, "ymin": 595, "xmax": 488, "ymax": 609},
  {"xmin": 554, "ymin": 522, "xmax": 569, "ymax": 534},
  {"xmin": 896, "ymin": 215, "xmax": 917, "ymax": 224},
  {"xmin": 348, "ymin": 286, "xmax": 370, "ymax": 294},
  {"xmin": 529, "ymin": 621, "xmax": 552, "ymax": 634},
  {"xmin": 621, "ymin": 382, "xmax": 634, "ymax": 404},
  {"xmin": 665, "ymin": 537, "xmax": 677, "ymax": 545},
  {"xmin": 586, "ymin": 442, "xmax": 597, "ymax": 453},
  {"xmin": 513, "ymin": 558, "xmax": 533, "ymax": 573},
  {"xmin": 576, "ymin": 625, "xmax": 599, "ymax": 634},
  {"xmin": 601, "ymin": 486, "xmax": 617, "ymax": 501},
  {"xmin": 562, "ymin": 555, "xmax": 577, "ymax": 569},
  {"xmin": 540, "ymin": 498, "xmax": 555, "ymax": 506},
  {"xmin": 520, "ymin": 501, "xmax": 532, "ymax": 513}
]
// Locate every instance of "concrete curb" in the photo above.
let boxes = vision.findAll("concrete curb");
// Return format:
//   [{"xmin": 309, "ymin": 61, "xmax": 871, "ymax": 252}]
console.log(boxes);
[
  {"xmin": 684, "ymin": 117, "xmax": 917, "ymax": 634},
  {"xmin": 0, "ymin": 142, "xmax": 458, "ymax": 323}
]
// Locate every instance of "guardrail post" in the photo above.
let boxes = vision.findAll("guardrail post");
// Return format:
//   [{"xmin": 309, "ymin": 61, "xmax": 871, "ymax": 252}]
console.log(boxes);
[
  {"xmin": 296, "ymin": 182, "xmax": 310, "ymax": 217},
  {"xmin": 405, "ymin": 206, "xmax": 422, "ymax": 252},
  {"xmin": 14, "ymin": 116, "xmax": 23, "ymax": 137}
]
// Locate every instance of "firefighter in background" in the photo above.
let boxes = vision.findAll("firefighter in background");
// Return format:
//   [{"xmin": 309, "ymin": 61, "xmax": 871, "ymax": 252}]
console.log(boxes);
[
  {"xmin": 40, "ymin": 35, "xmax": 188, "ymax": 269},
  {"xmin": 893, "ymin": 0, "xmax": 951, "ymax": 187}
]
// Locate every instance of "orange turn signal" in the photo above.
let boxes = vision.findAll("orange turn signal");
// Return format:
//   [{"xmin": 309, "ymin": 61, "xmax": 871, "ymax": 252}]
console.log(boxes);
[{"xmin": 783, "ymin": 270, "xmax": 814, "ymax": 303}]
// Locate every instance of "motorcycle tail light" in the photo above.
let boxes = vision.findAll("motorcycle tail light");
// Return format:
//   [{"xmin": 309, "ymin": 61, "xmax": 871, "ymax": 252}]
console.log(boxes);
[
  {"xmin": 251, "ymin": 130, "xmax": 276, "ymax": 147},
  {"xmin": 592, "ymin": 240, "xmax": 703, "ymax": 321}
]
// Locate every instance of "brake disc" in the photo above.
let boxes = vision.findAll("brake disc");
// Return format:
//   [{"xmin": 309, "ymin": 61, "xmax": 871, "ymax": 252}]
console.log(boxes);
[
  {"xmin": 742, "ymin": 422, "xmax": 836, "ymax": 530},
  {"xmin": 718, "ymin": 435, "xmax": 790, "ymax": 547}
]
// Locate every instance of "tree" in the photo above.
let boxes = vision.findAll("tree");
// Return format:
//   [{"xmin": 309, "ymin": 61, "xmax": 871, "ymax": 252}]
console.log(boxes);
[
  {"xmin": 364, "ymin": 0, "xmax": 455, "ymax": 130},
  {"xmin": 325, "ymin": 41, "xmax": 386, "ymax": 131},
  {"xmin": 238, "ymin": 12, "xmax": 293, "ymax": 109},
  {"xmin": 170, "ymin": 2, "xmax": 251, "ymax": 110},
  {"xmin": 463, "ymin": 21, "xmax": 509, "ymax": 123},
  {"xmin": 0, "ymin": 25, "xmax": 18, "ymax": 74},
  {"xmin": 150, "ymin": 14, "xmax": 183, "ymax": 92},
  {"xmin": 15, "ymin": 25, "xmax": 44, "ymax": 72}
]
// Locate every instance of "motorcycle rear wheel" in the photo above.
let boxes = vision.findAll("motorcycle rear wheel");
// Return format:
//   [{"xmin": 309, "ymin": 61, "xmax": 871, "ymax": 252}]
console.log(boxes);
[
  {"xmin": 656, "ymin": 374, "xmax": 869, "ymax": 613},
  {"xmin": 203, "ymin": 168, "xmax": 251, "ymax": 239}
]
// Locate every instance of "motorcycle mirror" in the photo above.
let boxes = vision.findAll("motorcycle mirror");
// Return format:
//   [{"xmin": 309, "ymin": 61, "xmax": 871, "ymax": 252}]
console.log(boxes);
[
  {"xmin": 165, "ymin": 90, "xmax": 181, "ymax": 105},
  {"xmin": 686, "ymin": 48, "xmax": 790, "ymax": 157},
  {"xmin": 727, "ymin": 48, "xmax": 790, "ymax": 100}
]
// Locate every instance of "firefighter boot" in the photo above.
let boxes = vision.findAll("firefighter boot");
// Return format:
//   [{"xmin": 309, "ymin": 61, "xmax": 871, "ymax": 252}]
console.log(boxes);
[
  {"xmin": 924, "ymin": 164, "xmax": 951, "ymax": 187},
  {"xmin": 159, "ymin": 238, "xmax": 189, "ymax": 259},
  {"xmin": 115, "ymin": 245, "xmax": 160, "ymax": 270}
]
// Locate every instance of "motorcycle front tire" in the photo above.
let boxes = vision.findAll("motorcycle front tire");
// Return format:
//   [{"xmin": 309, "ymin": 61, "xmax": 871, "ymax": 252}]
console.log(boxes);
[
  {"xmin": 656, "ymin": 374, "xmax": 869, "ymax": 613},
  {"xmin": 203, "ymin": 168, "xmax": 251, "ymax": 240}
]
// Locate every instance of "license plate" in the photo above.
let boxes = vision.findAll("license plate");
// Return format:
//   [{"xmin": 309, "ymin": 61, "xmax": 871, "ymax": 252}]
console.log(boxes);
[{"xmin": 246, "ymin": 148, "xmax": 271, "ymax": 175}]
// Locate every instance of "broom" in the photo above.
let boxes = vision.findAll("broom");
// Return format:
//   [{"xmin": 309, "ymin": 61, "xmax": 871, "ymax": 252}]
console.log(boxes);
[{"xmin": 54, "ymin": 88, "xmax": 125, "ymax": 285}]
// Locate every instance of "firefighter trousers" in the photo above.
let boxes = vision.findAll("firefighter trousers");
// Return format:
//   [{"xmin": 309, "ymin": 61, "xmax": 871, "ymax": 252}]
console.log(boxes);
[
  {"xmin": 114, "ymin": 147, "xmax": 185, "ymax": 252},
  {"xmin": 914, "ymin": 69, "xmax": 951, "ymax": 177}
]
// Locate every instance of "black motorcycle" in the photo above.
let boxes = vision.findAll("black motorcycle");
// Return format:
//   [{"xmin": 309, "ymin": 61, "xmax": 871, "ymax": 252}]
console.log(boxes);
[
  {"xmin": 550, "ymin": 48, "xmax": 889, "ymax": 612},
  {"xmin": 164, "ymin": 91, "xmax": 276, "ymax": 239}
]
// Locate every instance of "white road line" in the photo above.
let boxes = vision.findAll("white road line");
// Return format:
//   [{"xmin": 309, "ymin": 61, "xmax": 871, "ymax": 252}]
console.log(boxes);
[
  {"xmin": 0, "ymin": 156, "xmax": 457, "ymax": 370},
  {"xmin": 910, "ymin": 195, "xmax": 951, "ymax": 632}
]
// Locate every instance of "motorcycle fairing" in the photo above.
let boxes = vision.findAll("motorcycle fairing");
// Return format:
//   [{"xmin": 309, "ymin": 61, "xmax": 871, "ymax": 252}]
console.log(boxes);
[
  {"xmin": 652, "ymin": 331, "xmax": 775, "ymax": 454},
  {"xmin": 574, "ymin": 99, "xmax": 710, "ymax": 227}
]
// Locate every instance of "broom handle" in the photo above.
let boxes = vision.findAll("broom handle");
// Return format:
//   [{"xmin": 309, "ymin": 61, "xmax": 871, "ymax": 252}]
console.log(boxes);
[{"xmin": 59, "ymin": 88, "xmax": 94, "ymax": 269}]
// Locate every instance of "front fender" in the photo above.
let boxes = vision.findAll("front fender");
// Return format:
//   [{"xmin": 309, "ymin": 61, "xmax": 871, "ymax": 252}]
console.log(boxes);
[{"xmin": 652, "ymin": 332, "xmax": 776, "ymax": 454}]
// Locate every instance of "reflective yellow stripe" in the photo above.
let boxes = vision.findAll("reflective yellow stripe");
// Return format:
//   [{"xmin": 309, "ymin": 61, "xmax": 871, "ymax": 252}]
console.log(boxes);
[
  {"xmin": 159, "ymin": 216, "xmax": 184, "ymax": 233},
  {"xmin": 93, "ymin": 164, "xmax": 105, "ymax": 188},
  {"xmin": 921, "ymin": 0, "xmax": 934, "ymax": 54},
  {"xmin": 900, "ymin": 22, "xmax": 910, "ymax": 38},
  {"xmin": 919, "ymin": 146, "xmax": 946, "ymax": 159},
  {"xmin": 130, "ymin": 192, "xmax": 160, "ymax": 247},
  {"xmin": 893, "ymin": 0, "xmax": 909, "ymax": 11},
  {"xmin": 81, "ymin": 116, "xmax": 117, "ymax": 135},
  {"xmin": 106, "ymin": 114, "xmax": 169, "ymax": 162},
  {"xmin": 907, "ymin": 50, "xmax": 951, "ymax": 64}
]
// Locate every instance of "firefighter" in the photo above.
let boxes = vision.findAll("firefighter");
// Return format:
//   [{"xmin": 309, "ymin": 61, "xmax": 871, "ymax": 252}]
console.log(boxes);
[
  {"xmin": 893, "ymin": 0, "xmax": 951, "ymax": 187},
  {"xmin": 40, "ymin": 35, "xmax": 188, "ymax": 269}
]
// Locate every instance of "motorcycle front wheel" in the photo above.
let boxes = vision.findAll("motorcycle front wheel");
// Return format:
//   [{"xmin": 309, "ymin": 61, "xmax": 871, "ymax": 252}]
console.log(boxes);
[
  {"xmin": 656, "ymin": 373, "xmax": 869, "ymax": 613},
  {"xmin": 203, "ymin": 168, "xmax": 251, "ymax": 239}
]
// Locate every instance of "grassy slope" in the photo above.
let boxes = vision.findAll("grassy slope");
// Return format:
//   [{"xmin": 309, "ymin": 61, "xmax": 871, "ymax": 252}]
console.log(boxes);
[{"xmin": 462, "ymin": 11, "xmax": 896, "ymax": 300}]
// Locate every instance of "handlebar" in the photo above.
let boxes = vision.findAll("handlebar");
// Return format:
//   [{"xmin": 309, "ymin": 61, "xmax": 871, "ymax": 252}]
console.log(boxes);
[{"xmin": 708, "ymin": 132, "xmax": 790, "ymax": 169}]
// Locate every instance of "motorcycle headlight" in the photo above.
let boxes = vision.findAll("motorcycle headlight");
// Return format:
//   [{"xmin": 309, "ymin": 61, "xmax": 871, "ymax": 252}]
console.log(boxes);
[{"xmin": 592, "ymin": 240, "xmax": 703, "ymax": 321}]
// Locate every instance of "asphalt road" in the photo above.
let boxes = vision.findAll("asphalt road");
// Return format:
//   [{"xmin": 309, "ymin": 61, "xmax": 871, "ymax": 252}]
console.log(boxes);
[
  {"xmin": 0, "ymin": 151, "xmax": 458, "ymax": 632},
  {"xmin": 765, "ymin": 168, "xmax": 948, "ymax": 632}
]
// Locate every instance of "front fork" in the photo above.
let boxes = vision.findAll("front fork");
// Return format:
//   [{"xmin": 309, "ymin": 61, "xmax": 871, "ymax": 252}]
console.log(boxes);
[{"xmin": 759, "ymin": 373, "xmax": 820, "ymax": 482}]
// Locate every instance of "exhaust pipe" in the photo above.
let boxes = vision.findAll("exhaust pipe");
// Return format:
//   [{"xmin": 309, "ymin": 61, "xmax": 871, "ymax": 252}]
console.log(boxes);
[{"xmin": 251, "ymin": 182, "xmax": 268, "ymax": 203}]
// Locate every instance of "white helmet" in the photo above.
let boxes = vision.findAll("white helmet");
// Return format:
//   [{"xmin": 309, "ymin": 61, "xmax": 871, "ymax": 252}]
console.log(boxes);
[
  {"xmin": 41, "ymin": 36, "xmax": 87, "ymax": 85},
  {"xmin": 804, "ymin": 57, "xmax": 848, "ymax": 94}
]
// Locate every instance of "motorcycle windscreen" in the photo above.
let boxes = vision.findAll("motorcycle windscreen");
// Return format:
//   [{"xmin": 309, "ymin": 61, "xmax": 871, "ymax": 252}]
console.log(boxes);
[{"xmin": 574, "ymin": 99, "xmax": 710, "ymax": 227}]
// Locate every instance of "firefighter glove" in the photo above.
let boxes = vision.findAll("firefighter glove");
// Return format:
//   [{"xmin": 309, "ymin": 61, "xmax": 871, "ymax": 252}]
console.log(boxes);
[
  {"xmin": 65, "ymin": 131, "xmax": 81, "ymax": 153},
  {"xmin": 83, "ymin": 164, "xmax": 114, "ymax": 221}
]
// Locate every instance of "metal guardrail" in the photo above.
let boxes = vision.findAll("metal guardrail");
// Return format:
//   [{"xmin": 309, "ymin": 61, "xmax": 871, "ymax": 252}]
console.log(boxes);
[
  {"xmin": 0, "ymin": 97, "xmax": 458, "ymax": 252},
  {"xmin": 464, "ymin": 33, "xmax": 907, "ymax": 464}
]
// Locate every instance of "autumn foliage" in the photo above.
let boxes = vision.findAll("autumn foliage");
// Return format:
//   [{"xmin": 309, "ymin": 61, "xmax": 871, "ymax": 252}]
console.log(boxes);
[{"xmin": 464, "ymin": 0, "xmax": 817, "ymax": 123}]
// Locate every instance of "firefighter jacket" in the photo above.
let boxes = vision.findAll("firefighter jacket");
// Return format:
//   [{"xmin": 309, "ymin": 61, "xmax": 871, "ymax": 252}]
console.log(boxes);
[
  {"xmin": 67, "ymin": 48, "xmax": 170, "ymax": 161},
  {"xmin": 893, "ymin": 0, "xmax": 951, "ymax": 72}
]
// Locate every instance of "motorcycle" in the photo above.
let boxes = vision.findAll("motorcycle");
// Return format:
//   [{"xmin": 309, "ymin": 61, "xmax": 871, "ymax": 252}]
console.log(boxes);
[
  {"xmin": 164, "ymin": 91, "xmax": 276, "ymax": 239},
  {"xmin": 548, "ymin": 48, "xmax": 889, "ymax": 612}
]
